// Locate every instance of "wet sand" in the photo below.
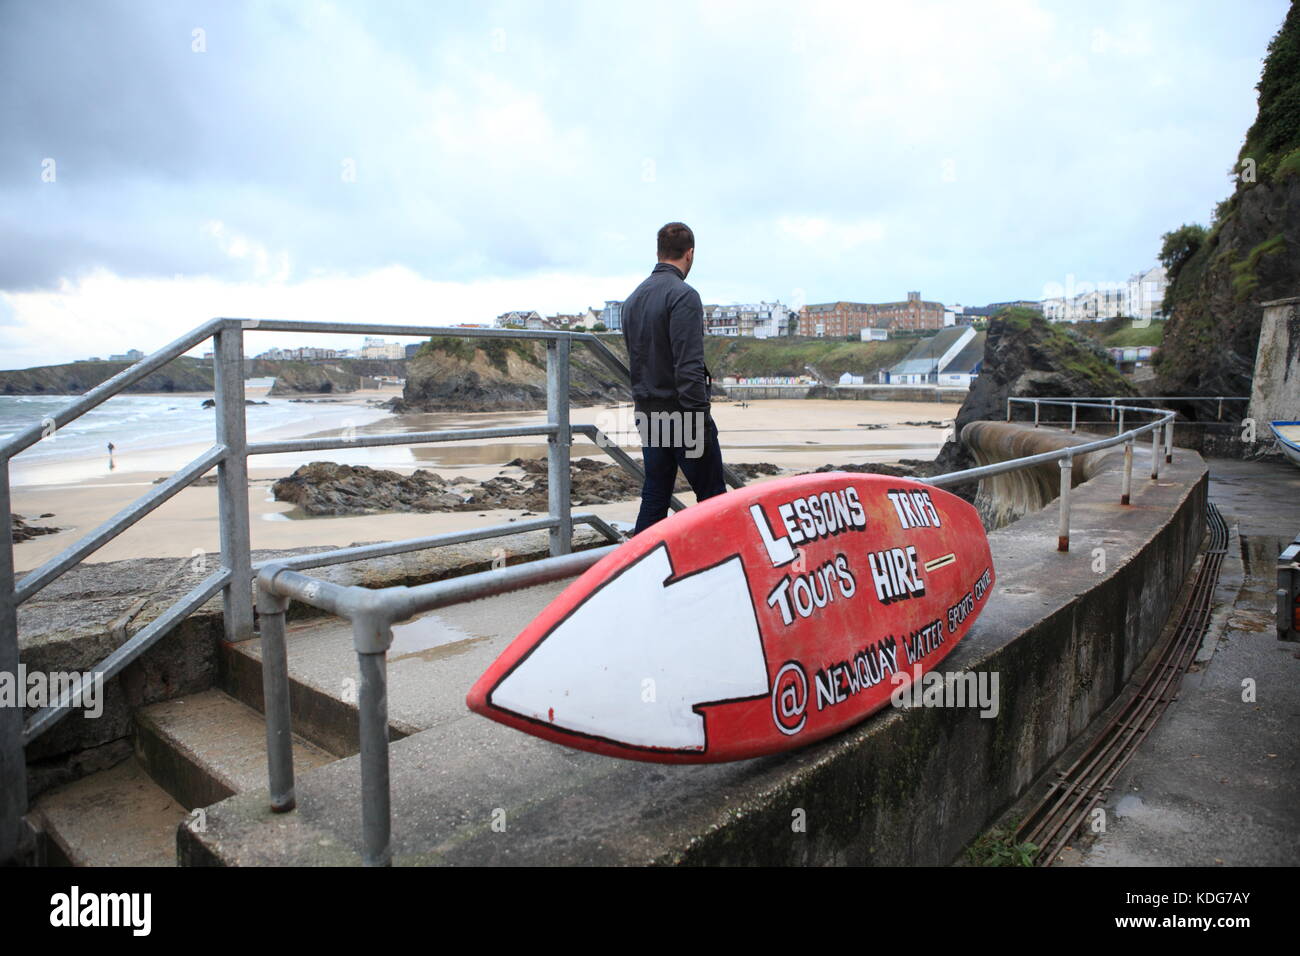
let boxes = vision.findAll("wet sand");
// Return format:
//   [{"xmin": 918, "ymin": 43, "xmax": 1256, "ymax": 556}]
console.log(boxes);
[{"xmin": 9, "ymin": 394, "xmax": 953, "ymax": 572}]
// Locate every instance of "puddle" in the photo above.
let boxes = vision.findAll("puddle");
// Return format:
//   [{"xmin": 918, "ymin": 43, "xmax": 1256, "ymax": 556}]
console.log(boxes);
[
  {"xmin": 408, "ymin": 443, "xmax": 549, "ymax": 467},
  {"xmin": 739, "ymin": 442, "xmax": 940, "ymax": 455},
  {"xmin": 388, "ymin": 613, "xmax": 485, "ymax": 662}
]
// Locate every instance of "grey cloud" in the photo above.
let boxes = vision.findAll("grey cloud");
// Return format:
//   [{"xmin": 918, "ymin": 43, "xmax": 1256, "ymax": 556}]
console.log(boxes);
[{"xmin": 0, "ymin": 0, "xmax": 1290, "ymax": 304}]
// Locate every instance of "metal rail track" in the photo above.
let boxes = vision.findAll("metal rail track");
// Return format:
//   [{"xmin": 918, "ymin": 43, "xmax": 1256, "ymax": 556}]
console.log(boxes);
[{"xmin": 1014, "ymin": 502, "xmax": 1229, "ymax": 865}]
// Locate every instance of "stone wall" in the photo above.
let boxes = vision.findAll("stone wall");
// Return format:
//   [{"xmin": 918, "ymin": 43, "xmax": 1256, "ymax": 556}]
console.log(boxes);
[{"xmin": 1248, "ymin": 296, "xmax": 1300, "ymax": 427}]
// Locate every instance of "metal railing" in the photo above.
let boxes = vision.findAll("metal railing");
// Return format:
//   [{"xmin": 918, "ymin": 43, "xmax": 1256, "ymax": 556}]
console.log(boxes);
[
  {"xmin": 0, "ymin": 317, "xmax": 746, "ymax": 860},
  {"xmin": 254, "ymin": 392, "xmax": 1186, "ymax": 865},
  {"xmin": 0, "ymin": 316, "xmax": 1201, "ymax": 865},
  {"xmin": 1007, "ymin": 394, "xmax": 1249, "ymax": 430},
  {"xmin": 934, "ymin": 397, "xmax": 1182, "ymax": 553}
]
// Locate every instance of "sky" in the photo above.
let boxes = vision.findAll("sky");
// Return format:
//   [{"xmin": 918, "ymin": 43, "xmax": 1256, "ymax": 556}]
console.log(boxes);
[{"xmin": 0, "ymin": 0, "xmax": 1290, "ymax": 367}]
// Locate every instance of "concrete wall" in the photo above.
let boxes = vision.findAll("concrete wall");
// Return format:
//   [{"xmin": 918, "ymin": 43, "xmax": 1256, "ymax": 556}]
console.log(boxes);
[
  {"xmin": 182, "ymin": 427, "xmax": 1209, "ymax": 866},
  {"xmin": 721, "ymin": 385, "xmax": 813, "ymax": 400},
  {"xmin": 670, "ymin": 431, "xmax": 1207, "ymax": 865},
  {"xmin": 808, "ymin": 384, "xmax": 967, "ymax": 403},
  {"xmin": 1249, "ymin": 296, "xmax": 1300, "ymax": 427},
  {"xmin": 961, "ymin": 420, "xmax": 1114, "ymax": 529},
  {"xmin": 719, "ymin": 384, "xmax": 967, "ymax": 403}
]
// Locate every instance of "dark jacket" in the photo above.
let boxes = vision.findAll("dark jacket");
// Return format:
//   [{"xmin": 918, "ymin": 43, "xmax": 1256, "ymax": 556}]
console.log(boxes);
[{"xmin": 620, "ymin": 262, "xmax": 711, "ymax": 412}]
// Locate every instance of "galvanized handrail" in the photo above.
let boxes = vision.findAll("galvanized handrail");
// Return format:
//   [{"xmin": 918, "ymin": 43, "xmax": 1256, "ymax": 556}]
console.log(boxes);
[
  {"xmin": 254, "ymin": 392, "xmax": 1185, "ymax": 865},
  {"xmin": 4, "ymin": 320, "xmax": 708, "ymax": 735},
  {"xmin": 1005, "ymin": 394, "xmax": 1249, "ymax": 428},
  {"xmin": 0, "ymin": 315, "xmax": 1195, "ymax": 865},
  {"xmin": 956, "ymin": 396, "xmax": 1181, "ymax": 551},
  {"xmin": 0, "ymin": 317, "xmax": 741, "ymax": 861}
]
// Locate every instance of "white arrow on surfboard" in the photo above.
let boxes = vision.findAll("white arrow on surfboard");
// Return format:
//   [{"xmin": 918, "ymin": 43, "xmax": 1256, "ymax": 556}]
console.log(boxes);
[{"xmin": 489, "ymin": 543, "xmax": 771, "ymax": 750}]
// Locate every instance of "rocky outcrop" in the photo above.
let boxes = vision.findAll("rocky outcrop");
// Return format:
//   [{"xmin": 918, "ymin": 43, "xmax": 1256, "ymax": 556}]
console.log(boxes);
[
  {"xmin": 1156, "ymin": 6, "xmax": 1300, "ymax": 417},
  {"xmin": 0, "ymin": 357, "xmax": 213, "ymax": 395},
  {"xmin": 268, "ymin": 362, "xmax": 364, "ymax": 395},
  {"xmin": 11, "ymin": 512, "xmax": 60, "ymax": 543},
  {"xmin": 804, "ymin": 460, "xmax": 938, "ymax": 479},
  {"xmin": 249, "ymin": 357, "xmax": 407, "ymax": 381},
  {"xmin": 931, "ymin": 307, "xmax": 1133, "ymax": 498},
  {"xmin": 392, "ymin": 337, "xmax": 628, "ymax": 412},
  {"xmin": 271, "ymin": 459, "xmax": 783, "ymax": 516}
]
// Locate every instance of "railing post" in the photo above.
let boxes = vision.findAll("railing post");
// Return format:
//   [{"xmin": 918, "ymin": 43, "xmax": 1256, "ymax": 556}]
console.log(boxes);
[
  {"xmin": 1117, "ymin": 408, "xmax": 1124, "ymax": 437},
  {"xmin": 1058, "ymin": 456, "xmax": 1072, "ymax": 552},
  {"xmin": 546, "ymin": 335, "xmax": 572, "ymax": 557},
  {"xmin": 1150, "ymin": 427, "xmax": 1161, "ymax": 480},
  {"xmin": 1070, "ymin": 403, "xmax": 1077, "ymax": 434},
  {"xmin": 356, "ymin": 646, "xmax": 391, "ymax": 866},
  {"xmin": 0, "ymin": 464, "xmax": 29, "ymax": 863},
  {"xmin": 1033, "ymin": 401, "xmax": 1040, "ymax": 428},
  {"xmin": 1165, "ymin": 418, "xmax": 1174, "ymax": 464},
  {"xmin": 256, "ymin": 575, "xmax": 295, "ymax": 812},
  {"xmin": 1121, "ymin": 439, "xmax": 1133, "ymax": 506},
  {"xmin": 214, "ymin": 324, "xmax": 254, "ymax": 642},
  {"xmin": 1006, "ymin": 398, "xmax": 1011, "ymax": 422}
]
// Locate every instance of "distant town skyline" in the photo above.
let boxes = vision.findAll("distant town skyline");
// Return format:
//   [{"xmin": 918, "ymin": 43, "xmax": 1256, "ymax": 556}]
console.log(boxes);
[{"xmin": 1, "ymin": 0, "xmax": 1288, "ymax": 367}]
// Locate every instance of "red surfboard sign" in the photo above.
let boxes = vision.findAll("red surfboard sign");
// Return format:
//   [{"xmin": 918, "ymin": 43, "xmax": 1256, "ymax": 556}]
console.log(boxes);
[{"xmin": 466, "ymin": 472, "xmax": 994, "ymax": 763}]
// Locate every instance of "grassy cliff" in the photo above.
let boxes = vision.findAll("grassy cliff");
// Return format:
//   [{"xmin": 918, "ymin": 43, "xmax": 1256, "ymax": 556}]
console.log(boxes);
[
  {"xmin": 1155, "ymin": 3, "xmax": 1300, "ymax": 411},
  {"xmin": 0, "ymin": 356, "xmax": 213, "ymax": 395},
  {"xmin": 701, "ymin": 335, "xmax": 914, "ymax": 380}
]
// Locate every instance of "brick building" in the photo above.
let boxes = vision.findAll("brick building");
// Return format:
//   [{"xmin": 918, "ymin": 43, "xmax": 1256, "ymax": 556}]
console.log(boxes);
[{"xmin": 798, "ymin": 292, "xmax": 945, "ymax": 337}]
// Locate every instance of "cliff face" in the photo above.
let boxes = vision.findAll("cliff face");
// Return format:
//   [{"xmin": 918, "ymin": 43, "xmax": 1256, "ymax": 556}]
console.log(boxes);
[
  {"xmin": 0, "ymin": 357, "xmax": 213, "ymax": 395},
  {"xmin": 249, "ymin": 357, "xmax": 407, "ymax": 380},
  {"xmin": 1156, "ymin": 4, "xmax": 1300, "ymax": 415},
  {"xmin": 268, "ymin": 362, "xmax": 363, "ymax": 395},
  {"xmin": 701, "ymin": 336, "xmax": 914, "ymax": 379},
  {"xmin": 393, "ymin": 336, "xmax": 628, "ymax": 412},
  {"xmin": 933, "ymin": 307, "xmax": 1134, "ymax": 483},
  {"xmin": 1157, "ymin": 175, "xmax": 1300, "ymax": 409}
]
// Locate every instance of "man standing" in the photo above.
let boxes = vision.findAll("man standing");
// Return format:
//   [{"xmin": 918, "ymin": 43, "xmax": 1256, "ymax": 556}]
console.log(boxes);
[{"xmin": 621, "ymin": 222, "xmax": 728, "ymax": 534}]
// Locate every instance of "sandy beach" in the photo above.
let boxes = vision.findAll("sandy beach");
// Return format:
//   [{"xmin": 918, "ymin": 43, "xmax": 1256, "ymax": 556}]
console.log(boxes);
[{"xmin": 8, "ymin": 385, "xmax": 954, "ymax": 573}]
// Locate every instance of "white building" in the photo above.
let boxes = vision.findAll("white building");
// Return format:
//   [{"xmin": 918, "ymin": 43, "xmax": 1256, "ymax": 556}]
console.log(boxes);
[
  {"xmin": 882, "ymin": 326, "xmax": 985, "ymax": 387},
  {"xmin": 1041, "ymin": 297, "xmax": 1067, "ymax": 322},
  {"xmin": 1070, "ymin": 287, "xmax": 1126, "ymax": 322},
  {"xmin": 360, "ymin": 338, "xmax": 405, "ymax": 359},
  {"xmin": 703, "ymin": 301, "xmax": 794, "ymax": 338},
  {"xmin": 860, "ymin": 327, "xmax": 889, "ymax": 341},
  {"xmin": 1041, "ymin": 265, "xmax": 1168, "ymax": 323},
  {"xmin": 1124, "ymin": 265, "xmax": 1168, "ymax": 322},
  {"xmin": 496, "ymin": 310, "xmax": 542, "ymax": 329}
]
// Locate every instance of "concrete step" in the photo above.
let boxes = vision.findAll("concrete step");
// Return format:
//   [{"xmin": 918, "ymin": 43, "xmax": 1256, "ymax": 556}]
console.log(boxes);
[
  {"xmin": 221, "ymin": 577, "xmax": 573, "ymax": 756},
  {"xmin": 134, "ymin": 688, "xmax": 335, "ymax": 811},
  {"xmin": 32, "ymin": 756, "xmax": 187, "ymax": 866}
]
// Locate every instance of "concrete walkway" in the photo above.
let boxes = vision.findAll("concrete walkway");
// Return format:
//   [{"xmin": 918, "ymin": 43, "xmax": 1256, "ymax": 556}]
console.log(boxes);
[
  {"xmin": 180, "ymin": 433, "xmax": 1209, "ymax": 866},
  {"xmin": 1061, "ymin": 457, "xmax": 1300, "ymax": 866}
]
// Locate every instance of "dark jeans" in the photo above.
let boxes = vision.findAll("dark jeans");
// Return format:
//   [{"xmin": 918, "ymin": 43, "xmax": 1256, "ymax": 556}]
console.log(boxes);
[{"xmin": 633, "ymin": 408, "xmax": 727, "ymax": 534}]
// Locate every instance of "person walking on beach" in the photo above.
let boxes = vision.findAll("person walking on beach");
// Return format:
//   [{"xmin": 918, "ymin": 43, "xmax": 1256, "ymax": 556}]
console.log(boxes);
[{"xmin": 620, "ymin": 221, "xmax": 727, "ymax": 534}]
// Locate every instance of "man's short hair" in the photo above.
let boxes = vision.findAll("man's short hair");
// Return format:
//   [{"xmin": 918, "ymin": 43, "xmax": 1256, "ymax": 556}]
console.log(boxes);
[{"xmin": 657, "ymin": 222, "xmax": 694, "ymax": 260}]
